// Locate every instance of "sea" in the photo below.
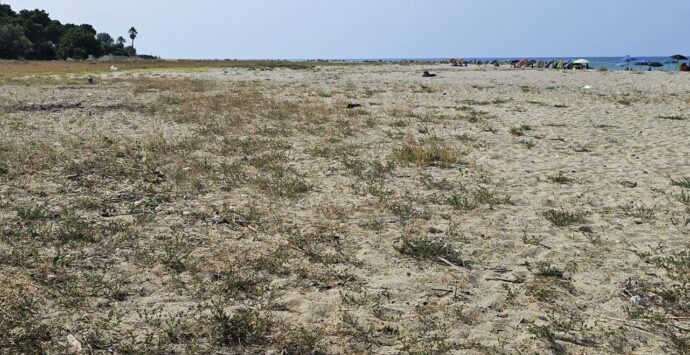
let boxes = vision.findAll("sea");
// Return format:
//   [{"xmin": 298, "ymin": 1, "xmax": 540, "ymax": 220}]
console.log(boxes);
[{"xmin": 322, "ymin": 56, "xmax": 686, "ymax": 71}]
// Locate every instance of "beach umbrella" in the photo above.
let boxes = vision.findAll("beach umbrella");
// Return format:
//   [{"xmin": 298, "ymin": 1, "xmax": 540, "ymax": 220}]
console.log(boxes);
[
  {"xmin": 671, "ymin": 54, "xmax": 688, "ymax": 61},
  {"xmin": 621, "ymin": 55, "xmax": 637, "ymax": 70},
  {"xmin": 649, "ymin": 62, "xmax": 663, "ymax": 68},
  {"xmin": 662, "ymin": 59, "xmax": 679, "ymax": 71},
  {"xmin": 573, "ymin": 59, "xmax": 590, "ymax": 65}
]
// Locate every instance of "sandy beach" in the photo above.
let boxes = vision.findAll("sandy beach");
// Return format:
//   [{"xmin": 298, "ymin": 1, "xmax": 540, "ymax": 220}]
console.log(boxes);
[{"xmin": 1, "ymin": 63, "xmax": 689, "ymax": 353}]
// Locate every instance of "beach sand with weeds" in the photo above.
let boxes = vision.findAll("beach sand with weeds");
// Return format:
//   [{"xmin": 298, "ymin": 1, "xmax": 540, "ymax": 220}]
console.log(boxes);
[{"xmin": 1, "ymin": 62, "xmax": 689, "ymax": 354}]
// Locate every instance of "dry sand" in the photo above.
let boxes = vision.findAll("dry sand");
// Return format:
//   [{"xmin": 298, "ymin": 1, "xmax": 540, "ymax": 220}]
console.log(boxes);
[{"xmin": 1, "ymin": 63, "xmax": 689, "ymax": 354}]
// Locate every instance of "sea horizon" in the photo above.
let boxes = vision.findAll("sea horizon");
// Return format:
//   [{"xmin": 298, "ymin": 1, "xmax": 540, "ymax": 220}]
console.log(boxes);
[{"xmin": 276, "ymin": 56, "xmax": 686, "ymax": 71}]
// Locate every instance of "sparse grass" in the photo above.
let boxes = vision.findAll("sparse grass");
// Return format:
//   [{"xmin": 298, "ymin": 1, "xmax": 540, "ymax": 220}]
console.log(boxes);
[
  {"xmin": 211, "ymin": 306, "xmax": 272, "ymax": 346},
  {"xmin": 0, "ymin": 59, "xmax": 348, "ymax": 79},
  {"xmin": 629, "ymin": 250, "xmax": 690, "ymax": 353},
  {"xmin": 510, "ymin": 124, "xmax": 532, "ymax": 136},
  {"xmin": 543, "ymin": 209, "xmax": 586, "ymax": 227},
  {"xmin": 413, "ymin": 84, "xmax": 436, "ymax": 93},
  {"xmin": 519, "ymin": 139, "xmax": 536, "ymax": 149},
  {"xmin": 393, "ymin": 143, "xmax": 461, "ymax": 168},
  {"xmin": 447, "ymin": 187, "xmax": 511, "ymax": 211},
  {"xmin": 396, "ymin": 237, "xmax": 466, "ymax": 267},
  {"xmin": 672, "ymin": 177, "xmax": 690, "ymax": 189},
  {"xmin": 620, "ymin": 202, "xmax": 656, "ymax": 221},
  {"xmin": 547, "ymin": 171, "xmax": 573, "ymax": 185},
  {"xmin": 256, "ymin": 166, "xmax": 312, "ymax": 199},
  {"xmin": 522, "ymin": 234, "xmax": 546, "ymax": 246},
  {"xmin": 1, "ymin": 61, "xmax": 688, "ymax": 354},
  {"xmin": 535, "ymin": 261, "xmax": 565, "ymax": 278}
]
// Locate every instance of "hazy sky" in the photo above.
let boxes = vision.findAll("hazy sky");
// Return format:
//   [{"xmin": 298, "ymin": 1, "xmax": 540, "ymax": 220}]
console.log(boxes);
[{"xmin": 3, "ymin": 0, "xmax": 689, "ymax": 59}]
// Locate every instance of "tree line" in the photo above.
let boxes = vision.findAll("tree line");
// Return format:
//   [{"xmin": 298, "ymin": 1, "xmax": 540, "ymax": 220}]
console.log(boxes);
[{"xmin": 0, "ymin": 3, "xmax": 139, "ymax": 60}]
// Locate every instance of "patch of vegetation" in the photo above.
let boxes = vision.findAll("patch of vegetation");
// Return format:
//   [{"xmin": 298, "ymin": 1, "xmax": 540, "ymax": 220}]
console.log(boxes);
[
  {"xmin": 543, "ymin": 209, "xmax": 586, "ymax": 227},
  {"xmin": 510, "ymin": 124, "xmax": 532, "ymax": 136},
  {"xmin": 671, "ymin": 177, "xmax": 690, "ymax": 189},
  {"xmin": 547, "ymin": 171, "xmax": 573, "ymax": 185},
  {"xmin": 447, "ymin": 187, "xmax": 511, "ymax": 211},
  {"xmin": 341, "ymin": 158, "xmax": 396, "ymax": 182},
  {"xmin": 522, "ymin": 234, "xmax": 546, "ymax": 247},
  {"xmin": 519, "ymin": 139, "xmax": 536, "ymax": 149},
  {"xmin": 396, "ymin": 237, "xmax": 466, "ymax": 267},
  {"xmin": 211, "ymin": 306, "xmax": 272, "ymax": 346},
  {"xmin": 393, "ymin": 143, "xmax": 461, "ymax": 168},
  {"xmin": 535, "ymin": 261, "xmax": 565, "ymax": 278},
  {"xmin": 413, "ymin": 84, "xmax": 436, "ymax": 93},
  {"xmin": 620, "ymin": 202, "xmax": 656, "ymax": 221},
  {"xmin": 256, "ymin": 166, "xmax": 312, "ymax": 199},
  {"xmin": 629, "ymin": 250, "xmax": 690, "ymax": 354}
]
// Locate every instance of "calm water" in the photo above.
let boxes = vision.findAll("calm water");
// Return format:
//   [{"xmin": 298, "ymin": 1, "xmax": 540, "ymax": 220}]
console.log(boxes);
[{"xmin": 329, "ymin": 56, "xmax": 687, "ymax": 71}]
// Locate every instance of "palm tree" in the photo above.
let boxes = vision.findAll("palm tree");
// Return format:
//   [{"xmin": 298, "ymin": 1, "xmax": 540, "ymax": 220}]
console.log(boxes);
[{"xmin": 128, "ymin": 27, "xmax": 138, "ymax": 50}]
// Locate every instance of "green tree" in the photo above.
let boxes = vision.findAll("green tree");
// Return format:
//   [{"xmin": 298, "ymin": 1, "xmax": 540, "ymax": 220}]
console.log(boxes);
[
  {"xmin": 128, "ymin": 27, "xmax": 137, "ymax": 50},
  {"xmin": 56, "ymin": 26, "xmax": 103, "ymax": 59},
  {"xmin": 0, "ymin": 4, "xmax": 17, "ymax": 18},
  {"xmin": 0, "ymin": 23, "xmax": 32, "ymax": 59},
  {"xmin": 97, "ymin": 32, "xmax": 115, "ymax": 54},
  {"xmin": 96, "ymin": 32, "xmax": 114, "ymax": 46}
]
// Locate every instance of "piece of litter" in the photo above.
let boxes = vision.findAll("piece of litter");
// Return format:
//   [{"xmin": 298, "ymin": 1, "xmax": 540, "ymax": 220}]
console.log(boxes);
[
  {"xmin": 582, "ymin": 85, "xmax": 593, "ymax": 90},
  {"xmin": 67, "ymin": 334, "xmax": 82, "ymax": 353},
  {"xmin": 630, "ymin": 295, "xmax": 646, "ymax": 307}
]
